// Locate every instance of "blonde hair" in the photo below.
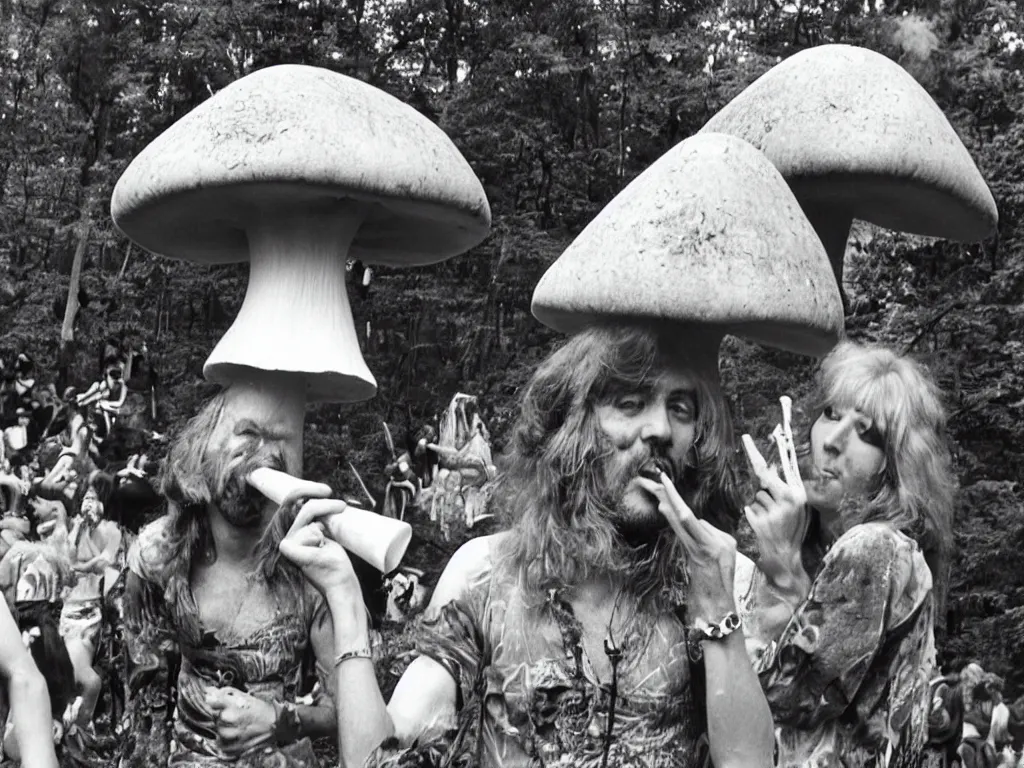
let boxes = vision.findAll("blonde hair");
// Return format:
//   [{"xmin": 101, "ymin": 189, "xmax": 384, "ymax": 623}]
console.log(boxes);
[{"xmin": 811, "ymin": 340, "xmax": 955, "ymax": 613}]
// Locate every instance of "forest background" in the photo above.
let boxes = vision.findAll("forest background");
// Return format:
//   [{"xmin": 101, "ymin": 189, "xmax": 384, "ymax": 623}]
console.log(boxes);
[{"xmin": 2, "ymin": 0, "xmax": 1023, "ymax": 696}]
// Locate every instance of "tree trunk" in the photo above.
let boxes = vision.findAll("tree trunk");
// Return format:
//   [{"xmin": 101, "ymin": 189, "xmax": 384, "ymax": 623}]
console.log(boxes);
[{"xmin": 57, "ymin": 219, "xmax": 90, "ymax": 391}]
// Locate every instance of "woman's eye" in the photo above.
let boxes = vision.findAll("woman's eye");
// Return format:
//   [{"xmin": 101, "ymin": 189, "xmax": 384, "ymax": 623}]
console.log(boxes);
[
  {"xmin": 617, "ymin": 398, "xmax": 644, "ymax": 414},
  {"xmin": 857, "ymin": 422, "xmax": 885, "ymax": 448},
  {"xmin": 823, "ymin": 405, "xmax": 839, "ymax": 420}
]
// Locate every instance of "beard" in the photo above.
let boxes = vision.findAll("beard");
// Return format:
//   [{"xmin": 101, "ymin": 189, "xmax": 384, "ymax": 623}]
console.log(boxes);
[
  {"xmin": 207, "ymin": 442, "xmax": 286, "ymax": 530},
  {"xmin": 566, "ymin": 444, "xmax": 689, "ymax": 605},
  {"xmin": 597, "ymin": 446, "xmax": 681, "ymax": 540}
]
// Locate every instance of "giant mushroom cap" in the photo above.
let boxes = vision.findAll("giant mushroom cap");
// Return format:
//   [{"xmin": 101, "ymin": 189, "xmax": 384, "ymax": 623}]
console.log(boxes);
[
  {"xmin": 111, "ymin": 64, "xmax": 491, "ymax": 403},
  {"xmin": 700, "ymin": 44, "xmax": 997, "ymax": 286},
  {"xmin": 531, "ymin": 133, "xmax": 843, "ymax": 357}
]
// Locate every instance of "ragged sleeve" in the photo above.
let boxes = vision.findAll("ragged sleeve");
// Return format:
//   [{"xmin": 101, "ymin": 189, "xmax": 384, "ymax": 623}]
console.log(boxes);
[
  {"xmin": 118, "ymin": 518, "xmax": 180, "ymax": 768},
  {"xmin": 756, "ymin": 522, "xmax": 934, "ymax": 734}
]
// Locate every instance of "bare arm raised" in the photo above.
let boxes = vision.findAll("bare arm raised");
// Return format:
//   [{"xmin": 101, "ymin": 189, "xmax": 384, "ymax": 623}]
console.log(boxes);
[
  {"xmin": 637, "ymin": 473, "xmax": 775, "ymax": 768},
  {"xmin": 278, "ymin": 500, "xmax": 483, "ymax": 767}
]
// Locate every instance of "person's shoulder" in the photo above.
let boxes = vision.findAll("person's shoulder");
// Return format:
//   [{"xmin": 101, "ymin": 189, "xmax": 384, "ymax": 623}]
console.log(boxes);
[
  {"xmin": 126, "ymin": 514, "xmax": 175, "ymax": 584},
  {"xmin": 428, "ymin": 533, "xmax": 504, "ymax": 611},
  {"xmin": 830, "ymin": 521, "xmax": 914, "ymax": 556},
  {"xmin": 827, "ymin": 522, "xmax": 932, "ymax": 594}
]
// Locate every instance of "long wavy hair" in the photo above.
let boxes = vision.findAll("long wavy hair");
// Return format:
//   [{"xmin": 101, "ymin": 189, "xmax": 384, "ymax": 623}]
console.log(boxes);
[
  {"xmin": 493, "ymin": 324, "xmax": 740, "ymax": 609},
  {"xmin": 153, "ymin": 393, "xmax": 302, "ymax": 638},
  {"xmin": 802, "ymin": 340, "xmax": 956, "ymax": 614}
]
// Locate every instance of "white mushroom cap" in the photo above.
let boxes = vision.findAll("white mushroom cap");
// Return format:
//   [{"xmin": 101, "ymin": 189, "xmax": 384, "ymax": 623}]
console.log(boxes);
[
  {"xmin": 700, "ymin": 44, "xmax": 997, "ymax": 282},
  {"xmin": 531, "ymin": 133, "xmax": 843, "ymax": 356},
  {"xmin": 111, "ymin": 64, "xmax": 490, "ymax": 266},
  {"xmin": 111, "ymin": 64, "xmax": 491, "ymax": 402}
]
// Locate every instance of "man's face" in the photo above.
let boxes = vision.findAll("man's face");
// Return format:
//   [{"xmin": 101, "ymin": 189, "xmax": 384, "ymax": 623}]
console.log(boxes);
[
  {"xmin": 593, "ymin": 364, "xmax": 699, "ymax": 534},
  {"xmin": 205, "ymin": 396, "xmax": 299, "ymax": 529}
]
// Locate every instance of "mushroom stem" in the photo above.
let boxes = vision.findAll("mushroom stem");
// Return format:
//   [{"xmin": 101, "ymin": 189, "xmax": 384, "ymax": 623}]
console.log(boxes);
[
  {"xmin": 204, "ymin": 203, "xmax": 377, "ymax": 402},
  {"xmin": 800, "ymin": 206, "xmax": 854, "ymax": 290}
]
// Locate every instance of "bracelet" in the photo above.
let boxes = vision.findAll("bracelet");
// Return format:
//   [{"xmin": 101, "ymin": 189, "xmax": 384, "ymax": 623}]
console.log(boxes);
[
  {"xmin": 333, "ymin": 647, "xmax": 373, "ymax": 668},
  {"xmin": 686, "ymin": 612, "xmax": 741, "ymax": 663}
]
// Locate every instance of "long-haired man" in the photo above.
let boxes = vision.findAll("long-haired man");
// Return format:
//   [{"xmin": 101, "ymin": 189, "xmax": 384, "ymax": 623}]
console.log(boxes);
[
  {"xmin": 279, "ymin": 325, "xmax": 775, "ymax": 768},
  {"xmin": 119, "ymin": 392, "xmax": 338, "ymax": 767}
]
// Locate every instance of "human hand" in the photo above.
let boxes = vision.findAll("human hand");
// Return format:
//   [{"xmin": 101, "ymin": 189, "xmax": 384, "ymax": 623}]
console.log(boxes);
[
  {"xmin": 741, "ymin": 396, "xmax": 810, "ymax": 590},
  {"xmin": 278, "ymin": 498, "xmax": 361, "ymax": 606},
  {"xmin": 203, "ymin": 687, "xmax": 277, "ymax": 757},
  {"xmin": 637, "ymin": 473, "xmax": 738, "ymax": 622},
  {"xmin": 0, "ymin": 517, "xmax": 30, "ymax": 536}
]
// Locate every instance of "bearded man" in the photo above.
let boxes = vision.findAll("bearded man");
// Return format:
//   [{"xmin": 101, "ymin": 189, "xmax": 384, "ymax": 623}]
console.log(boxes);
[
  {"xmin": 119, "ymin": 391, "xmax": 338, "ymax": 768},
  {"xmin": 279, "ymin": 325, "xmax": 775, "ymax": 768}
]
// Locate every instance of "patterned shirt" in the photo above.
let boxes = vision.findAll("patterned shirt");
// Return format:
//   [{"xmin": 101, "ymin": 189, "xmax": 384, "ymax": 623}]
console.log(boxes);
[
  {"xmin": 735, "ymin": 522, "xmax": 936, "ymax": 768},
  {"xmin": 373, "ymin": 533, "xmax": 708, "ymax": 768},
  {"xmin": 119, "ymin": 515, "xmax": 330, "ymax": 768}
]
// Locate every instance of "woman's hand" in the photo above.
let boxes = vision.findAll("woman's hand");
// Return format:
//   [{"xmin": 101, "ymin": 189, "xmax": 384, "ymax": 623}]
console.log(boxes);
[
  {"xmin": 742, "ymin": 396, "xmax": 811, "ymax": 594},
  {"xmin": 278, "ymin": 498, "xmax": 361, "ymax": 607},
  {"xmin": 637, "ymin": 474, "xmax": 738, "ymax": 622},
  {"xmin": 203, "ymin": 687, "xmax": 277, "ymax": 757}
]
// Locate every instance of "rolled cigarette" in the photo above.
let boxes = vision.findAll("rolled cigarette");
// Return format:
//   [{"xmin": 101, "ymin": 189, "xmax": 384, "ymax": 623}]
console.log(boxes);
[{"xmin": 248, "ymin": 467, "xmax": 333, "ymax": 506}]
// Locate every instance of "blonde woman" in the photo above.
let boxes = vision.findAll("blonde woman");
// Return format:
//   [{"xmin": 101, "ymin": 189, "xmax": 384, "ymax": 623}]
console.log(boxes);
[{"xmin": 737, "ymin": 340, "xmax": 955, "ymax": 768}]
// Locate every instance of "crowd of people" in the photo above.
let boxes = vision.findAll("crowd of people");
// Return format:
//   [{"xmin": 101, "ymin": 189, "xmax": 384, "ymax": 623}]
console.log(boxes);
[
  {"xmin": 0, "ymin": 326, "xmax": 1013, "ymax": 768},
  {"xmin": 0, "ymin": 342, "xmax": 164, "ymax": 766}
]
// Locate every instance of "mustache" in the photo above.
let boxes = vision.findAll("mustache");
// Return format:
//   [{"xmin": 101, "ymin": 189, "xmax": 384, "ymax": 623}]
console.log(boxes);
[
  {"xmin": 635, "ymin": 452, "xmax": 678, "ymax": 485},
  {"xmin": 213, "ymin": 440, "xmax": 286, "ymax": 499}
]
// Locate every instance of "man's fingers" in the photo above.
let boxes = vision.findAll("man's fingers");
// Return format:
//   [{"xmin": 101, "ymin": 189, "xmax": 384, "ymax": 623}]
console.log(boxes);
[
  {"xmin": 652, "ymin": 472, "xmax": 705, "ymax": 542},
  {"xmin": 286, "ymin": 498, "xmax": 349, "ymax": 536},
  {"xmin": 279, "ymin": 480, "xmax": 334, "ymax": 510},
  {"xmin": 635, "ymin": 476, "xmax": 697, "ymax": 546}
]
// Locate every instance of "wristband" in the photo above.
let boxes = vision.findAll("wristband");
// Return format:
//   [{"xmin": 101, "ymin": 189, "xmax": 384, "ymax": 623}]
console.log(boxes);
[
  {"xmin": 272, "ymin": 700, "xmax": 302, "ymax": 745},
  {"xmin": 686, "ymin": 612, "xmax": 741, "ymax": 663},
  {"xmin": 333, "ymin": 647, "xmax": 373, "ymax": 668}
]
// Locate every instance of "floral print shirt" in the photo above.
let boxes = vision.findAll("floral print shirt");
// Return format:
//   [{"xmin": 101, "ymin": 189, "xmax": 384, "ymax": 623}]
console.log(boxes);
[
  {"xmin": 371, "ymin": 533, "xmax": 708, "ymax": 768},
  {"xmin": 118, "ymin": 515, "xmax": 329, "ymax": 768},
  {"xmin": 735, "ymin": 522, "xmax": 936, "ymax": 768}
]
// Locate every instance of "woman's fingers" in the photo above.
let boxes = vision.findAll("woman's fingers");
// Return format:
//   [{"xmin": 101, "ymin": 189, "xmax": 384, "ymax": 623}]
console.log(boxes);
[
  {"xmin": 779, "ymin": 395, "xmax": 804, "ymax": 490},
  {"xmin": 772, "ymin": 426, "xmax": 799, "ymax": 488},
  {"xmin": 742, "ymin": 434, "xmax": 789, "ymax": 496}
]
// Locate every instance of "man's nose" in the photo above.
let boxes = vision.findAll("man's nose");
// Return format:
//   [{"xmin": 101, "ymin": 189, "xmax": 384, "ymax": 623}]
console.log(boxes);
[{"xmin": 640, "ymin": 406, "xmax": 672, "ymax": 443}]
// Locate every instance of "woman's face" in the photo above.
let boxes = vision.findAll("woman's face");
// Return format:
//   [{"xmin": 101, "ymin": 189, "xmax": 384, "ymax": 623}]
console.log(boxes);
[{"xmin": 806, "ymin": 403, "xmax": 886, "ymax": 524}]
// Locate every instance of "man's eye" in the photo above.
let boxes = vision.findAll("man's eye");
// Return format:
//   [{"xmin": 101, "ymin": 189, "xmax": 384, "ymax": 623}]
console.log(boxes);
[
  {"xmin": 670, "ymin": 400, "xmax": 695, "ymax": 420},
  {"xmin": 617, "ymin": 398, "xmax": 644, "ymax": 413}
]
